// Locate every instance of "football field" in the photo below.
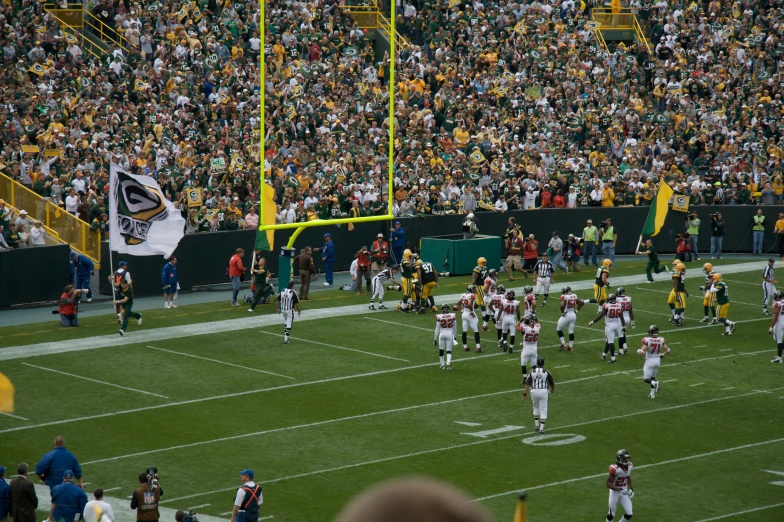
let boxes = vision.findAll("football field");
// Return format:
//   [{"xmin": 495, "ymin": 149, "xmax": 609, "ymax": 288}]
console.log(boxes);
[{"xmin": 1, "ymin": 259, "xmax": 783, "ymax": 522}]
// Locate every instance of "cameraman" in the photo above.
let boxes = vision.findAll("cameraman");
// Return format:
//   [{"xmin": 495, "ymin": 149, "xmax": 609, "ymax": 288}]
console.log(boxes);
[
  {"xmin": 59, "ymin": 285, "xmax": 82, "ymax": 327},
  {"xmin": 462, "ymin": 213, "xmax": 478, "ymax": 239},
  {"xmin": 709, "ymin": 212, "xmax": 725, "ymax": 260},
  {"xmin": 371, "ymin": 233, "xmax": 389, "ymax": 276},
  {"xmin": 131, "ymin": 470, "xmax": 162, "ymax": 522},
  {"xmin": 686, "ymin": 211, "xmax": 701, "ymax": 260},
  {"xmin": 355, "ymin": 246, "xmax": 372, "ymax": 294},
  {"xmin": 505, "ymin": 228, "xmax": 527, "ymax": 281},
  {"xmin": 522, "ymin": 234, "xmax": 539, "ymax": 276}
]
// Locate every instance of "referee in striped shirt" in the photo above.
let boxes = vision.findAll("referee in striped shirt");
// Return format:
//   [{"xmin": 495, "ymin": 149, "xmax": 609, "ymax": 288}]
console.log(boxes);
[
  {"xmin": 533, "ymin": 253, "xmax": 556, "ymax": 307},
  {"xmin": 276, "ymin": 280, "xmax": 301, "ymax": 344},
  {"xmin": 522, "ymin": 357, "xmax": 555, "ymax": 434}
]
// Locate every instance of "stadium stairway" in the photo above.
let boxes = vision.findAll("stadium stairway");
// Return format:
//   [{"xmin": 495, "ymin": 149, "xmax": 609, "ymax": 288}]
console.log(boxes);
[{"xmin": 42, "ymin": 2, "xmax": 133, "ymax": 59}]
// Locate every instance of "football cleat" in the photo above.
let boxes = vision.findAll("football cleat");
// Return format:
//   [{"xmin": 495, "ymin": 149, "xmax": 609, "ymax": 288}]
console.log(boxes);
[
  {"xmin": 763, "ymin": 310, "xmax": 771, "ymax": 316},
  {"xmin": 730, "ymin": 322, "xmax": 736, "ymax": 334},
  {"xmin": 476, "ymin": 347, "xmax": 484, "ymax": 353},
  {"xmin": 137, "ymin": 315, "xmax": 143, "ymax": 326},
  {"xmin": 700, "ymin": 316, "xmax": 709, "ymax": 322},
  {"xmin": 283, "ymin": 339, "xmax": 290, "ymax": 344},
  {"xmin": 710, "ymin": 318, "xmax": 719, "ymax": 325},
  {"xmin": 482, "ymin": 325, "xmax": 489, "ymax": 331},
  {"xmin": 464, "ymin": 346, "xmax": 470, "ymax": 352},
  {"xmin": 446, "ymin": 364, "xmax": 452, "ymax": 372},
  {"xmin": 369, "ymin": 304, "xmax": 376, "ymax": 310},
  {"xmin": 541, "ymin": 300, "xmax": 547, "ymax": 307},
  {"xmin": 772, "ymin": 357, "xmax": 782, "ymax": 364},
  {"xmin": 118, "ymin": 329, "xmax": 124, "ymax": 336},
  {"xmin": 440, "ymin": 365, "xmax": 446, "ymax": 370},
  {"xmin": 378, "ymin": 304, "xmax": 387, "ymax": 309}
]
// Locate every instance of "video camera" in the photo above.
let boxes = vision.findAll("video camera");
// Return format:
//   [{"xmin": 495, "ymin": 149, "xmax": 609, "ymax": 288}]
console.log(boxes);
[
  {"xmin": 182, "ymin": 512, "xmax": 199, "ymax": 522},
  {"xmin": 146, "ymin": 467, "xmax": 159, "ymax": 492}
]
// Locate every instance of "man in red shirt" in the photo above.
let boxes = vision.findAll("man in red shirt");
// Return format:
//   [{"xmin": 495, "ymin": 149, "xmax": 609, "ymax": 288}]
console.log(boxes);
[
  {"xmin": 355, "ymin": 246, "xmax": 372, "ymax": 294},
  {"xmin": 229, "ymin": 248, "xmax": 247, "ymax": 306},
  {"xmin": 523, "ymin": 234, "xmax": 539, "ymax": 277}
]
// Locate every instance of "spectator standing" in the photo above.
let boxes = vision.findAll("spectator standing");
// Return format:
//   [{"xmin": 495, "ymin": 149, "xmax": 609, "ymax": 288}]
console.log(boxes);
[
  {"xmin": 601, "ymin": 219, "xmax": 618, "ymax": 267},
  {"xmin": 131, "ymin": 472, "xmax": 162, "ymax": 522},
  {"xmin": 30, "ymin": 221, "xmax": 46, "ymax": 246},
  {"xmin": 389, "ymin": 222, "xmax": 406, "ymax": 266},
  {"xmin": 548, "ymin": 232, "xmax": 569, "ymax": 275},
  {"xmin": 231, "ymin": 469, "xmax": 263, "ymax": 522},
  {"xmin": 35, "ymin": 436, "xmax": 83, "ymax": 492},
  {"xmin": 59, "ymin": 286, "xmax": 81, "ymax": 328},
  {"xmin": 506, "ymin": 229, "xmax": 526, "ymax": 281},
  {"xmin": 581, "ymin": 219, "xmax": 600, "ymax": 266},
  {"xmin": 69, "ymin": 252, "xmax": 94, "ymax": 302},
  {"xmin": 46, "ymin": 471, "xmax": 87, "ymax": 522},
  {"xmin": 229, "ymin": 249, "xmax": 247, "ymax": 306},
  {"xmin": 321, "ymin": 233, "xmax": 335, "ymax": 286},
  {"xmin": 775, "ymin": 213, "xmax": 784, "ymax": 262},
  {"xmin": 355, "ymin": 247, "xmax": 372, "ymax": 294},
  {"xmin": 293, "ymin": 247, "xmax": 316, "ymax": 300},
  {"xmin": 710, "ymin": 213, "xmax": 726, "ymax": 260},
  {"xmin": 116, "ymin": 281, "xmax": 142, "ymax": 337},
  {"xmin": 83, "ymin": 489, "xmax": 114, "ymax": 522},
  {"xmin": 9, "ymin": 463, "xmax": 38, "ymax": 522},
  {"xmin": 371, "ymin": 233, "xmax": 389, "ymax": 277},
  {"xmin": 459, "ymin": 187, "xmax": 477, "ymax": 214},
  {"xmin": 686, "ymin": 212, "xmax": 701, "ymax": 260},
  {"xmin": 0, "ymin": 466, "xmax": 9, "ymax": 522},
  {"xmin": 523, "ymin": 234, "xmax": 539, "ymax": 276},
  {"xmin": 161, "ymin": 257, "xmax": 179, "ymax": 309},
  {"xmin": 752, "ymin": 209, "xmax": 766, "ymax": 255},
  {"xmin": 244, "ymin": 208, "xmax": 259, "ymax": 230}
]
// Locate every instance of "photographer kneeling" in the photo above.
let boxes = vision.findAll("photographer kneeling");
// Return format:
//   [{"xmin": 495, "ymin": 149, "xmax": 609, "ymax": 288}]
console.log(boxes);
[
  {"xmin": 131, "ymin": 468, "xmax": 163, "ymax": 522},
  {"xmin": 59, "ymin": 285, "xmax": 82, "ymax": 327}
]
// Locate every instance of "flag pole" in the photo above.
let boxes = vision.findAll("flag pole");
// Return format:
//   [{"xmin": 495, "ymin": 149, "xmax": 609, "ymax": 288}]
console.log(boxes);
[{"xmin": 512, "ymin": 490, "xmax": 527, "ymax": 522}]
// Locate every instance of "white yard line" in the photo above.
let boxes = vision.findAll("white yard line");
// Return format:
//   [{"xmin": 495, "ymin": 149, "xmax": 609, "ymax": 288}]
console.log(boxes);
[
  {"xmin": 364, "ymin": 317, "xmax": 433, "ymax": 332},
  {"xmin": 22, "ymin": 363, "xmax": 169, "ymax": 398},
  {"xmin": 473, "ymin": 436, "xmax": 784, "ymax": 503},
  {"xmin": 634, "ymin": 307, "xmax": 678, "ymax": 318},
  {"xmin": 632, "ymin": 287, "xmax": 759, "ymax": 307},
  {"xmin": 555, "ymin": 365, "xmax": 570, "ymax": 369},
  {"xmin": 259, "ymin": 330, "xmax": 410, "ymax": 362},
  {"xmin": 721, "ymin": 387, "xmax": 735, "ymax": 391},
  {"xmin": 0, "ymin": 411, "xmax": 29, "ymax": 421},
  {"xmin": 694, "ymin": 345, "xmax": 708, "ymax": 348},
  {"xmin": 1, "ymin": 261, "xmax": 766, "ymax": 362},
  {"xmin": 579, "ymin": 368, "xmax": 598, "ymax": 372},
  {"xmin": 145, "ymin": 346, "xmax": 295, "ymax": 380},
  {"xmin": 691, "ymin": 502, "xmax": 784, "ymax": 521},
  {"xmin": 690, "ymin": 383, "xmax": 705, "ymax": 387},
  {"xmin": 719, "ymin": 348, "xmax": 732, "ymax": 352},
  {"xmin": 161, "ymin": 387, "xmax": 784, "ymax": 504},
  {"xmin": 722, "ymin": 278, "xmax": 763, "ymax": 287}
]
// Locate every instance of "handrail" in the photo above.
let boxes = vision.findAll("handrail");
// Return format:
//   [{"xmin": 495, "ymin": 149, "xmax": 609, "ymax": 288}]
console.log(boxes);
[
  {"xmin": 632, "ymin": 14, "xmax": 652, "ymax": 54},
  {"xmin": 43, "ymin": 9, "xmax": 101, "ymax": 60},
  {"xmin": 591, "ymin": 26, "xmax": 609, "ymax": 53},
  {"xmin": 345, "ymin": 5, "xmax": 409, "ymax": 52},
  {"xmin": 42, "ymin": 2, "xmax": 134, "ymax": 55},
  {"xmin": 0, "ymin": 172, "xmax": 101, "ymax": 266},
  {"xmin": 378, "ymin": 12, "xmax": 410, "ymax": 52}
]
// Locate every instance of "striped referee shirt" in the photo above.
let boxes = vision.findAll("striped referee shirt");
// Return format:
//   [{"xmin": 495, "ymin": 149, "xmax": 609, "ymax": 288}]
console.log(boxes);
[
  {"xmin": 525, "ymin": 367, "xmax": 555, "ymax": 390},
  {"xmin": 277, "ymin": 288, "xmax": 299, "ymax": 311},
  {"xmin": 763, "ymin": 265, "xmax": 775, "ymax": 283},
  {"xmin": 533, "ymin": 260, "xmax": 555, "ymax": 279},
  {"xmin": 374, "ymin": 268, "xmax": 393, "ymax": 282}
]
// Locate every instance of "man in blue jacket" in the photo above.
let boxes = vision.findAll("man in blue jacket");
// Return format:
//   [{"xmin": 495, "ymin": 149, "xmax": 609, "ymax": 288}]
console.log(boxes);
[
  {"xmin": 36, "ymin": 436, "xmax": 83, "ymax": 493},
  {"xmin": 321, "ymin": 233, "xmax": 335, "ymax": 286},
  {"xmin": 161, "ymin": 256, "xmax": 179, "ymax": 309},
  {"xmin": 69, "ymin": 252, "xmax": 94, "ymax": 302},
  {"xmin": 0, "ymin": 466, "xmax": 11, "ymax": 522},
  {"xmin": 47, "ymin": 471, "xmax": 87, "ymax": 522},
  {"xmin": 389, "ymin": 221, "xmax": 406, "ymax": 266}
]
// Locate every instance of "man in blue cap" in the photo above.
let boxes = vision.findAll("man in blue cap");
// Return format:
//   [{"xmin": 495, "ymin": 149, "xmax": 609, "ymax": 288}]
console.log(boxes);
[
  {"xmin": 69, "ymin": 252, "xmax": 94, "ymax": 302},
  {"xmin": 36, "ymin": 436, "xmax": 83, "ymax": 493},
  {"xmin": 321, "ymin": 233, "xmax": 335, "ymax": 286},
  {"xmin": 46, "ymin": 470, "xmax": 87, "ymax": 522},
  {"xmin": 0, "ymin": 466, "xmax": 11, "ymax": 522},
  {"xmin": 389, "ymin": 221, "xmax": 406, "ymax": 266},
  {"xmin": 231, "ymin": 469, "xmax": 263, "ymax": 522}
]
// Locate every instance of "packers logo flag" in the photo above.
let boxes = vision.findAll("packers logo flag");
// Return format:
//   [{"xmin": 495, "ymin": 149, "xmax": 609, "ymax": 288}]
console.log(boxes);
[
  {"xmin": 0, "ymin": 372, "xmax": 13, "ymax": 413},
  {"xmin": 672, "ymin": 194, "xmax": 689, "ymax": 213},
  {"xmin": 185, "ymin": 187, "xmax": 203, "ymax": 207},
  {"xmin": 470, "ymin": 150, "xmax": 486, "ymax": 164},
  {"xmin": 343, "ymin": 46, "xmax": 359, "ymax": 57},
  {"xmin": 529, "ymin": 49, "xmax": 543, "ymax": 62},
  {"xmin": 255, "ymin": 183, "xmax": 276, "ymax": 251},
  {"xmin": 585, "ymin": 21, "xmax": 599, "ymax": 30},
  {"xmin": 29, "ymin": 63, "xmax": 47, "ymax": 76}
]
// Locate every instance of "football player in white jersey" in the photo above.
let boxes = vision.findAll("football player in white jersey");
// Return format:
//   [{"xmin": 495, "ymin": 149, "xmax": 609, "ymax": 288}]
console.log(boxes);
[
  {"xmin": 637, "ymin": 325, "xmax": 671, "ymax": 398},
  {"xmin": 605, "ymin": 449, "xmax": 634, "ymax": 522},
  {"xmin": 487, "ymin": 284, "xmax": 506, "ymax": 347},
  {"xmin": 517, "ymin": 314, "xmax": 541, "ymax": 384},
  {"xmin": 557, "ymin": 286, "xmax": 583, "ymax": 351},
  {"xmin": 767, "ymin": 290, "xmax": 784, "ymax": 363},
  {"xmin": 588, "ymin": 293, "xmax": 626, "ymax": 363},
  {"xmin": 499, "ymin": 290, "xmax": 521, "ymax": 353},
  {"xmin": 522, "ymin": 285, "xmax": 536, "ymax": 318},
  {"xmin": 455, "ymin": 285, "xmax": 482, "ymax": 353},
  {"xmin": 615, "ymin": 287, "xmax": 635, "ymax": 354},
  {"xmin": 434, "ymin": 304, "xmax": 457, "ymax": 371},
  {"xmin": 481, "ymin": 269, "xmax": 498, "ymax": 331}
]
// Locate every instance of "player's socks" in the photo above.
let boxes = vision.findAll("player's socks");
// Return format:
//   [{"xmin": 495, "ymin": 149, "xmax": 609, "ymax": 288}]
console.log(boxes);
[
  {"xmin": 429, "ymin": 296, "xmax": 435, "ymax": 307},
  {"xmin": 539, "ymin": 419, "xmax": 545, "ymax": 432},
  {"xmin": 543, "ymin": 294, "xmax": 548, "ymax": 306},
  {"xmin": 502, "ymin": 332, "xmax": 508, "ymax": 345},
  {"xmin": 669, "ymin": 303, "xmax": 676, "ymax": 317},
  {"xmin": 497, "ymin": 329, "xmax": 502, "ymax": 341},
  {"xmin": 569, "ymin": 333, "xmax": 575, "ymax": 349},
  {"xmin": 704, "ymin": 305, "xmax": 709, "ymax": 316},
  {"xmin": 462, "ymin": 332, "xmax": 468, "ymax": 345},
  {"xmin": 778, "ymin": 344, "xmax": 784, "ymax": 358},
  {"xmin": 522, "ymin": 365, "xmax": 527, "ymax": 380},
  {"xmin": 474, "ymin": 332, "xmax": 481, "ymax": 350},
  {"xmin": 446, "ymin": 350, "xmax": 452, "ymax": 365},
  {"xmin": 534, "ymin": 416, "xmax": 540, "ymax": 430},
  {"xmin": 509, "ymin": 335, "xmax": 515, "ymax": 347},
  {"xmin": 557, "ymin": 329, "xmax": 565, "ymax": 346},
  {"xmin": 482, "ymin": 320, "xmax": 488, "ymax": 328},
  {"xmin": 439, "ymin": 349, "xmax": 444, "ymax": 366}
]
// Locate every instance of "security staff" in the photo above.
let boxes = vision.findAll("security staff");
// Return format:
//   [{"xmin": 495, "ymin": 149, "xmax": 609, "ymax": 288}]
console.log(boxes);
[
  {"xmin": 231, "ymin": 469, "xmax": 263, "ymax": 522},
  {"xmin": 752, "ymin": 209, "xmax": 766, "ymax": 255},
  {"xmin": 389, "ymin": 221, "xmax": 406, "ymax": 266},
  {"xmin": 581, "ymin": 219, "xmax": 599, "ymax": 266},
  {"xmin": 601, "ymin": 219, "xmax": 617, "ymax": 267},
  {"xmin": 0, "ymin": 466, "xmax": 10, "ymax": 522},
  {"xmin": 47, "ymin": 471, "xmax": 87, "ymax": 522},
  {"xmin": 131, "ymin": 472, "xmax": 163, "ymax": 522},
  {"xmin": 36, "ymin": 436, "xmax": 83, "ymax": 492}
]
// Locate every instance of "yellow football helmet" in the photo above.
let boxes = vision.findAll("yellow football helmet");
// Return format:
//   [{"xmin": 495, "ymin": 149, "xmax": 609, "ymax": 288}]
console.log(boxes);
[
  {"xmin": 703, "ymin": 262, "xmax": 713, "ymax": 273},
  {"xmin": 477, "ymin": 257, "xmax": 487, "ymax": 267},
  {"xmin": 676, "ymin": 263, "xmax": 686, "ymax": 273},
  {"xmin": 672, "ymin": 259, "xmax": 680, "ymax": 266},
  {"xmin": 415, "ymin": 259, "xmax": 423, "ymax": 268},
  {"xmin": 602, "ymin": 259, "xmax": 612, "ymax": 268},
  {"xmin": 403, "ymin": 249, "xmax": 413, "ymax": 259},
  {"xmin": 712, "ymin": 273, "xmax": 722, "ymax": 282}
]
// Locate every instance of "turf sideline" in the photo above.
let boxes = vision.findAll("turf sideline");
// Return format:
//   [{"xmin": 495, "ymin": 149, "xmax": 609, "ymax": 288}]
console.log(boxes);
[{"xmin": 0, "ymin": 261, "xmax": 765, "ymax": 362}]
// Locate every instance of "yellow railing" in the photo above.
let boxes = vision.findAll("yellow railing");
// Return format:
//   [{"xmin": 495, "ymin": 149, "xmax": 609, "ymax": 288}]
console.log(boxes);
[
  {"xmin": 43, "ymin": 3, "xmax": 134, "ymax": 55},
  {"xmin": 632, "ymin": 14, "xmax": 652, "ymax": 54},
  {"xmin": 43, "ymin": 8, "xmax": 101, "ymax": 60},
  {"xmin": 0, "ymin": 173, "xmax": 101, "ymax": 266},
  {"xmin": 589, "ymin": 24, "xmax": 609, "ymax": 53},
  {"xmin": 591, "ymin": 7, "xmax": 636, "ymax": 29},
  {"xmin": 346, "ymin": 5, "xmax": 409, "ymax": 53}
]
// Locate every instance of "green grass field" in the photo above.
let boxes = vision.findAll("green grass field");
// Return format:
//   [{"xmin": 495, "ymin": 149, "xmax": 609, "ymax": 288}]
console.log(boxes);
[{"xmin": 1, "ymin": 258, "xmax": 783, "ymax": 522}]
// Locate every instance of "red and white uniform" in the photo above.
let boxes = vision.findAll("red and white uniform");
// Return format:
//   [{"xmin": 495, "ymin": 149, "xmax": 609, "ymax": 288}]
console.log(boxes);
[
  {"xmin": 641, "ymin": 335, "xmax": 665, "ymax": 380},
  {"xmin": 520, "ymin": 322, "xmax": 541, "ymax": 369},
  {"xmin": 460, "ymin": 292, "xmax": 479, "ymax": 333},
  {"xmin": 602, "ymin": 302, "xmax": 624, "ymax": 343},
  {"xmin": 774, "ymin": 299, "xmax": 784, "ymax": 343},
  {"xmin": 556, "ymin": 292, "xmax": 579, "ymax": 334},
  {"xmin": 434, "ymin": 313, "xmax": 456, "ymax": 350},
  {"xmin": 500, "ymin": 298, "xmax": 520, "ymax": 334},
  {"xmin": 522, "ymin": 293, "xmax": 536, "ymax": 318},
  {"xmin": 607, "ymin": 462, "xmax": 634, "ymax": 518},
  {"xmin": 483, "ymin": 276, "xmax": 497, "ymax": 296},
  {"xmin": 618, "ymin": 295, "xmax": 632, "ymax": 326},
  {"xmin": 490, "ymin": 291, "xmax": 505, "ymax": 330}
]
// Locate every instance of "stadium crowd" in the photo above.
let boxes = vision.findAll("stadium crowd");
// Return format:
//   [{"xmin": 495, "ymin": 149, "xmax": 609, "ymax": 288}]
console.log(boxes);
[{"xmin": 0, "ymin": 0, "xmax": 783, "ymax": 248}]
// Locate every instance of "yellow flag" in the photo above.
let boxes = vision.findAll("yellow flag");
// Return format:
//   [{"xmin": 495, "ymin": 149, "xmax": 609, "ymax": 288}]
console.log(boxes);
[
  {"xmin": 642, "ymin": 182, "xmax": 675, "ymax": 236},
  {"xmin": 0, "ymin": 372, "xmax": 14, "ymax": 413},
  {"xmin": 671, "ymin": 194, "xmax": 689, "ymax": 213}
]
